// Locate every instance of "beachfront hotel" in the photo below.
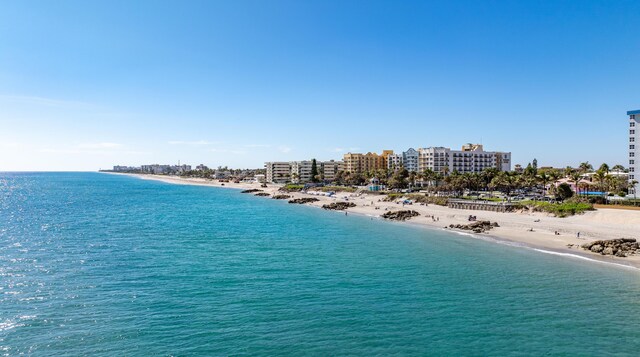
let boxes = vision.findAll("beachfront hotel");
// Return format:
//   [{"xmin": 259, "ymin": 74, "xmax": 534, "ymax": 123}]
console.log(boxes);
[
  {"xmin": 418, "ymin": 144, "xmax": 511, "ymax": 174},
  {"xmin": 629, "ymin": 110, "xmax": 640, "ymax": 196},
  {"xmin": 265, "ymin": 160, "xmax": 345, "ymax": 184},
  {"xmin": 343, "ymin": 144, "xmax": 510, "ymax": 176}
]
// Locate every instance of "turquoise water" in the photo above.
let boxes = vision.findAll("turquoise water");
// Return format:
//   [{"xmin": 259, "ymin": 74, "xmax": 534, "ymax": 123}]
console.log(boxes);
[{"xmin": 2, "ymin": 172, "xmax": 640, "ymax": 356}]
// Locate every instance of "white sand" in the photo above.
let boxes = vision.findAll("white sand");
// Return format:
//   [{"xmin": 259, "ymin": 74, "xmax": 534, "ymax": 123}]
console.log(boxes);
[{"xmin": 121, "ymin": 174, "xmax": 640, "ymax": 270}]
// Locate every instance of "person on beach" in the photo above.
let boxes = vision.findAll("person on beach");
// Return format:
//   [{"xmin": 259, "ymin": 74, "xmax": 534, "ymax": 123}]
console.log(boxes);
[{"xmin": 577, "ymin": 232, "xmax": 580, "ymax": 238}]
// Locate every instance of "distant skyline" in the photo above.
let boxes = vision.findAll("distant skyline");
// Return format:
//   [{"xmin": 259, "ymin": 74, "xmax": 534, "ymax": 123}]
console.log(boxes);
[{"xmin": 1, "ymin": 0, "xmax": 639, "ymax": 171}]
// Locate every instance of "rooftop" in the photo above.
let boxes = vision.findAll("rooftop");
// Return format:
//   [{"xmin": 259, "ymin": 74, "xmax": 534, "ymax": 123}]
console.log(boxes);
[{"xmin": 627, "ymin": 110, "xmax": 640, "ymax": 115}]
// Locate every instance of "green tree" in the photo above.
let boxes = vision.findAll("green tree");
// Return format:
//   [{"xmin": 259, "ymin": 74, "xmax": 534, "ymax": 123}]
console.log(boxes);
[
  {"xmin": 555, "ymin": 183, "xmax": 574, "ymax": 201},
  {"xmin": 611, "ymin": 164, "xmax": 625, "ymax": 173},
  {"xmin": 310, "ymin": 159, "xmax": 319, "ymax": 183}
]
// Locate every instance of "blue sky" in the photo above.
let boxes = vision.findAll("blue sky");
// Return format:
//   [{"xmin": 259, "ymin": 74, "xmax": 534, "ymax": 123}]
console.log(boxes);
[{"xmin": 1, "ymin": 0, "xmax": 639, "ymax": 171}]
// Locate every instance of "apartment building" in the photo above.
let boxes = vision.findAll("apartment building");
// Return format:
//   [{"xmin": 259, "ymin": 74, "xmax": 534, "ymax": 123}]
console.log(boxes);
[
  {"xmin": 265, "ymin": 162, "xmax": 291, "ymax": 183},
  {"xmin": 418, "ymin": 144, "xmax": 511, "ymax": 174},
  {"xmin": 403, "ymin": 148, "xmax": 419, "ymax": 172},
  {"xmin": 321, "ymin": 160, "xmax": 344, "ymax": 182},
  {"xmin": 629, "ymin": 110, "xmax": 640, "ymax": 196},
  {"xmin": 343, "ymin": 150, "xmax": 393, "ymax": 174},
  {"xmin": 266, "ymin": 160, "xmax": 344, "ymax": 183}
]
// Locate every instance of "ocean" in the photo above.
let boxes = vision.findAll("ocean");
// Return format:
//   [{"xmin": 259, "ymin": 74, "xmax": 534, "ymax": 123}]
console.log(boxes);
[{"xmin": 2, "ymin": 172, "xmax": 639, "ymax": 356}]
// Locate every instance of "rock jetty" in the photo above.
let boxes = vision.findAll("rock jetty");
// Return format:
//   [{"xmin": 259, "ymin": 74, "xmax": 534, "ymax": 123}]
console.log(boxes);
[
  {"xmin": 322, "ymin": 202, "xmax": 356, "ymax": 210},
  {"xmin": 272, "ymin": 195, "xmax": 291, "ymax": 200},
  {"xmin": 241, "ymin": 189, "xmax": 262, "ymax": 193},
  {"xmin": 381, "ymin": 210, "xmax": 420, "ymax": 221},
  {"xmin": 254, "ymin": 192, "xmax": 271, "ymax": 197},
  {"xmin": 449, "ymin": 221, "xmax": 499, "ymax": 233},
  {"xmin": 288, "ymin": 198, "xmax": 320, "ymax": 204},
  {"xmin": 581, "ymin": 238, "xmax": 640, "ymax": 257}
]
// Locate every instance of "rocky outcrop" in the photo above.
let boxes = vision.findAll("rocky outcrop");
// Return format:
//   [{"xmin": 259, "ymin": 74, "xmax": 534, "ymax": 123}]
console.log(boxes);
[
  {"xmin": 288, "ymin": 198, "xmax": 320, "ymax": 204},
  {"xmin": 272, "ymin": 195, "xmax": 291, "ymax": 200},
  {"xmin": 581, "ymin": 238, "xmax": 639, "ymax": 257},
  {"xmin": 322, "ymin": 202, "xmax": 356, "ymax": 210},
  {"xmin": 381, "ymin": 210, "xmax": 420, "ymax": 221},
  {"xmin": 449, "ymin": 221, "xmax": 499, "ymax": 234},
  {"xmin": 254, "ymin": 192, "xmax": 270, "ymax": 197},
  {"xmin": 241, "ymin": 189, "xmax": 262, "ymax": 193}
]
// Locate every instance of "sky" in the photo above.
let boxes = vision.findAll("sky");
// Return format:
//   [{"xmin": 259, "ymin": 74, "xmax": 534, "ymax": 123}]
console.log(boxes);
[{"xmin": 1, "ymin": 0, "xmax": 639, "ymax": 171}]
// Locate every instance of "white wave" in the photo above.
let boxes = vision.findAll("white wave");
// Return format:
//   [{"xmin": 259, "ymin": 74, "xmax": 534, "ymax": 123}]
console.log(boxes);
[{"xmin": 531, "ymin": 249, "xmax": 640, "ymax": 271}]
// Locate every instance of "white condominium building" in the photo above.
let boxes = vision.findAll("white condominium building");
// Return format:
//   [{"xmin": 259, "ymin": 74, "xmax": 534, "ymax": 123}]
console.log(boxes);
[
  {"xmin": 387, "ymin": 153, "xmax": 403, "ymax": 171},
  {"xmin": 265, "ymin": 162, "xmax": 291, "ymax": 183},
  {"xmin": 418, "ymin": 144, "xmax": 511, "ymax": 174},
  {"xmin": 266, "ymin": 160, "xmax": 344, "ymax": 183},
  {"xmin": 321, "ymin": 160, "xmax": 344, "ymax": 182},
  {"xmin": 629, "ymin": 110, "xmax": 639, "ymax": 195},
  {"xmin": 418, "ymin": 147, "xmax": 451, "ymax": 174}
]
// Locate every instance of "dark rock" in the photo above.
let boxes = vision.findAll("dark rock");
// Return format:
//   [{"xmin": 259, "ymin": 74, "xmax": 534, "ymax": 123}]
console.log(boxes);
[
  {"xmin": 449, "ymin": 220, "xmax": 499, "ymax": 234},
  {"xmin": 272, "ymin": 195, "xmax": 291, "ymax": 200},
  {"xmin": 322, "ymin": 202, "xmax": 356, "ymax": 210},
  {"xmin": 381, "ymin": 210, "xmax": 420, "ymax": 221},
  {"xmin": 582, "ymin": 239, "xmax": 638, "ymax": 257},
  {"xmin": 254, "ymin": 192, "xmax": 270, "ymax": 197},
  {"xmin": 241, "ymin": 189, "xmax": 262, "ymax": 193},
  {"xmin": 288, "ymin": 198, "xmax": 320, "ymax": 204}
]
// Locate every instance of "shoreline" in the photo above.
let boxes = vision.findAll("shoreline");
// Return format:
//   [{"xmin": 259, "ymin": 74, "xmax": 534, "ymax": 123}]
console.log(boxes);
[{"xmin": 114, "ymin": 173, "xmax": 640, "ymax": 270}]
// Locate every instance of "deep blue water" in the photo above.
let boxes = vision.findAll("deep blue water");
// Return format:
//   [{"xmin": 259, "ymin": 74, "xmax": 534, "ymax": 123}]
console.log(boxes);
[{"xmin": 1, "ymin": 172, "xmax": 639, "ymax": 356}]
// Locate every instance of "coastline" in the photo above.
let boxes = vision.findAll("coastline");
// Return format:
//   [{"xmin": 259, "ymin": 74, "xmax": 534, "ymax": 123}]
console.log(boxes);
[{"xmin": 117, "ymin": 173, "xmax": 640, "ymax": 270}]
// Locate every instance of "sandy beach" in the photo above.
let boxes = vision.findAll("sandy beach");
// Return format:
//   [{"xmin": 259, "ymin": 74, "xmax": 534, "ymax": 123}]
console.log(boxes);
[{"xmin": 123, "ymin": 173, "xmax": 640, "ymax": 270}]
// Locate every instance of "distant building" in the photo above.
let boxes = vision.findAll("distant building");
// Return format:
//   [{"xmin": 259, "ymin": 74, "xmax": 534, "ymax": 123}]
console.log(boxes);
[
  {"xmin": 387, "ymin": 153, "xmax": 403, "ymax": 171},
  {"xmin": 265, "ymin": 160, "xmax": 344, "ymax": 183},
  {"xmin": 343, "ymin": 150, "xmax": 393, "ymax": 175},
  {"xmin": 514, "ymin": 164, "xmax": 524, "ymax": 173},
  {"xmin": 265, "ymin": 162, "xmax": 292, "ymax": 183},
  {"xmin": 402, "ymin": 148, "xmax": 419, "ymax": 172},
  {"xmin": 418, "ymin": 144, "xmax": 510, "ymax": 175},
  {"xmin": 628, "ymin": 110, "xmax": 639, "ymax": 196},
  {"xmin": 195, "ymin": 164, "xmax": 209, "ymax": 171},
  {"xmin": 140, "ymin": 164, "xmax": 191, "ymax": 175},
  {"xmin": 112, "ymin": 165, "xmax": 139, "ymax": 172},
  {"xmin": 321, "ymin": 160, "xmax": 344, "ymax": 182}
]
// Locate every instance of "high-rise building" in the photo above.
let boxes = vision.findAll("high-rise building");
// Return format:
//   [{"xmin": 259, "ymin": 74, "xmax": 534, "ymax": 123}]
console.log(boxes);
[{"xmin": 629, "ymin": 110, "xmax": 639, "ymax": 196}]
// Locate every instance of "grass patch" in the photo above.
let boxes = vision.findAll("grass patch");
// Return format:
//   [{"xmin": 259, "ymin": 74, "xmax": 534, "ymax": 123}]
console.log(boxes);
[
  {"xmin": 518, "ymin": 200, "xmax": 594, "ymax": 217},
  {"xmin": 313, "ymin": 186, "xmax": 357, "ymax": 193},
  {"xmin": 280, "ymin": 184, "xmax": 304, "ymax": 192}
]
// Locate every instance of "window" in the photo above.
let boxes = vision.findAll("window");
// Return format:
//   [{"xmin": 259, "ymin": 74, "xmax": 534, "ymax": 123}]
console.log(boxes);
[
  {"xmin": 631, "ymin": 145, "xmax": 636, "ymax": 150},
  {"xmin": 633, "ymin": 115, "xmax": 637, "ymax": 119},
  {"xmin": 632, "ymin": 138, "xmax": 636, "ymax": 142},
  {"xmin": 632, "ymin": 122, "xmax": 636, "ymax": 127},
  {"xmin": 632, "ymin": 152, "xmax": 636, "ymax": 157},
  {"xmin": 631, "ymin": 168, "xmax": 635, "ymax": 172},
  {"xmin": 630, "ymin": 160, "xmax": 635, "ymax": 165},
  {"xmin": 632, "ymin": 130, "xmax": 636, "ymax": 135}
]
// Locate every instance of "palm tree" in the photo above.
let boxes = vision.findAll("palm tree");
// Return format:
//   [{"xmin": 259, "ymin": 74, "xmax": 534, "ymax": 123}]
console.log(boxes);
[
  {"xmin": 598, "ymin": 163, "xmax": 610, "ymax": 174},
  {"xmin": 578, "ymin": 162, "xmax": 593, "ymax": 173},
  {"xmin": 569, "ymin": 171, "xmax": 582, "ymax": 196},
  {"xmin": 537, "ymin": 172, "xmax": 552, "ymax": 197},
  {"xmin": 593, "ymin": 169, "xmax": 608, "ymax": 196},
  {"xmin": 611, "ymin": 164, "xmax": 626, "ymax": 173}
]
